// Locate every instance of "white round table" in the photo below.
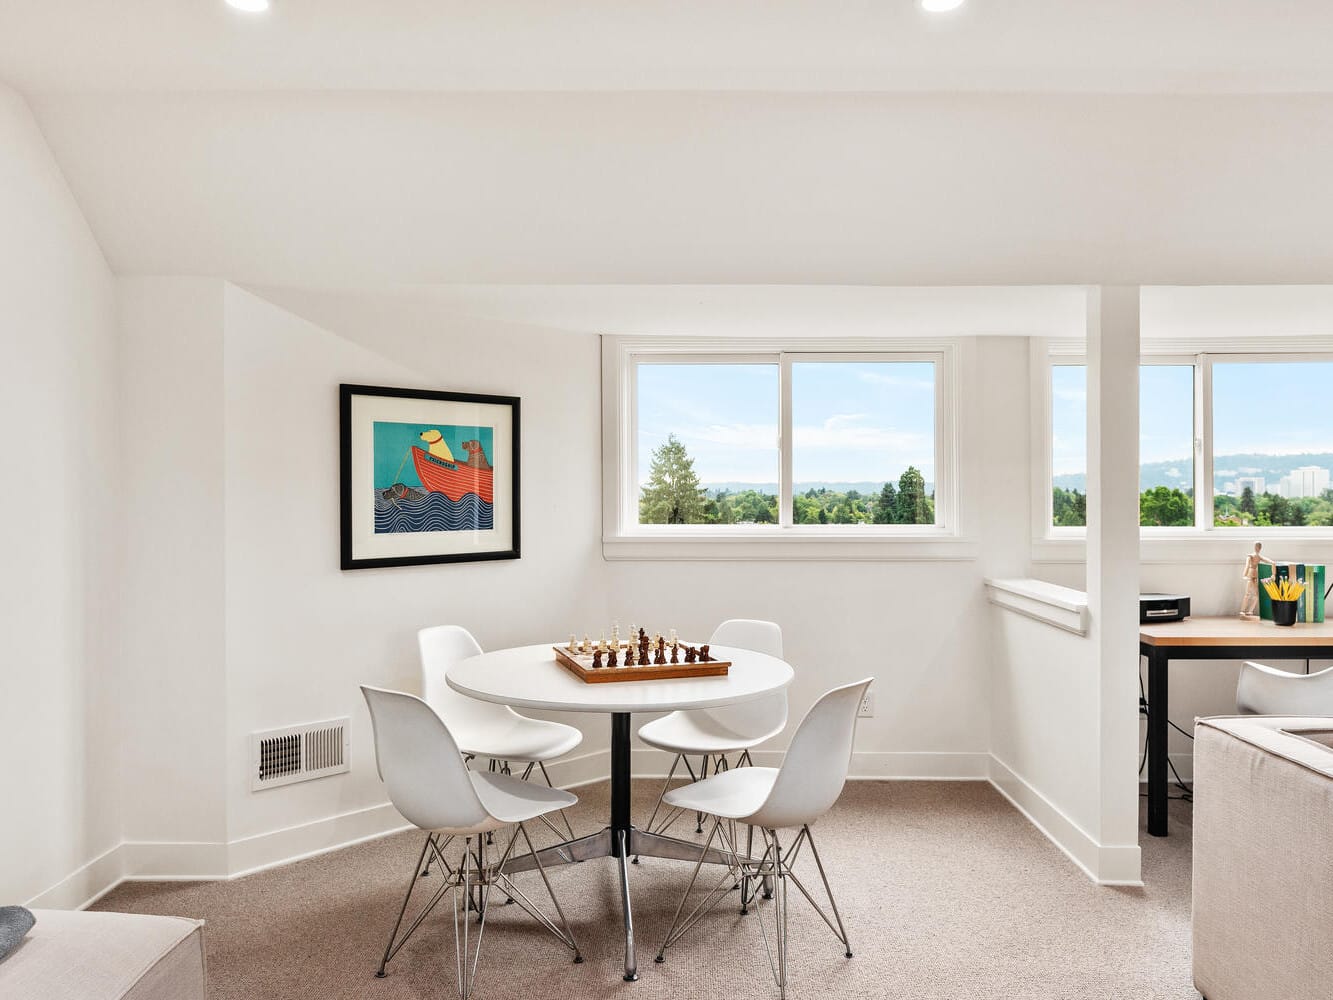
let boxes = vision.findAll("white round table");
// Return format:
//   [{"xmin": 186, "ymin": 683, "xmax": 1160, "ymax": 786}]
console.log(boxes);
[{"xmin": 447, "ymin": 642, "xmax": 793, "ymax": 982}]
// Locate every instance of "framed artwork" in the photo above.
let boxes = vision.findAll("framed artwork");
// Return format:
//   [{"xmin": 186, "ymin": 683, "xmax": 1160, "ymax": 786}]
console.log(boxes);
[{"xmin": 340, "ymin": 384, "xmax": 520, "ymax": 569}]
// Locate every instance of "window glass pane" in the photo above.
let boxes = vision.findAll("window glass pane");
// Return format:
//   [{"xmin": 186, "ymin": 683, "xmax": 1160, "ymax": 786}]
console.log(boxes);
[
  {"xmin": 790, "ymin": 361, "xmax": 936, "ymax": 525},
  {"xmin": 1051, "ymin": 365, "xmax": 1087, "ymax": 526},
  {"xmin": 1213, "ymin": 361, "xmax": 1333, "ymax": 527},
  {"xmin": 637, "ymin": 363, "xmax": 778, "ymax": 525},
  {"xmin": 1139, "ymin": 365, "xmax": 1195, "ymax": 526}
]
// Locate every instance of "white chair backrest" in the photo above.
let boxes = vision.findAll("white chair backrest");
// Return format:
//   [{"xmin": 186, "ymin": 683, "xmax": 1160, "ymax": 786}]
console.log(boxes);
[
  {"xmin": 697, "ymin": 620, "xmax": 788, "ymax": 740},
  {"xmin": 1236, "ymin": 661, "xmax": 1333, "ymax": 716},
  {"xmin": 747, "ymin": 678, "xmax": 873, "ymax": 831},
  {"xmin": 361, "ymin": 685, "xmax": 491, "ymax": 832},
  {"xmin": 418, "ymin": 625, "xmax": 514, "ymax": 729}
]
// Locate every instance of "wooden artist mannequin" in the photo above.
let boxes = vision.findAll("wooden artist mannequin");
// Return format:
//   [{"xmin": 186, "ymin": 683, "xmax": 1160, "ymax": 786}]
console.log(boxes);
[{"xmin": 1240, "ymin": 542, "xmax": 1277, "ymax": 618}]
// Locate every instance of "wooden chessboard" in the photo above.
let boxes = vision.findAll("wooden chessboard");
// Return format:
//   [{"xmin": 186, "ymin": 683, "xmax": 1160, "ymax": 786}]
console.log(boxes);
[{"xmin": 553, "ymin": 644, "xmax": 731, "ymax": 684}]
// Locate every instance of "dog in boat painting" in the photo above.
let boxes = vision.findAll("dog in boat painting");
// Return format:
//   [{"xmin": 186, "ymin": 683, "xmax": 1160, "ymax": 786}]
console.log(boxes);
[{"xmin": 371, "ymin": 422, "xmax": 495, "ymax": 533}]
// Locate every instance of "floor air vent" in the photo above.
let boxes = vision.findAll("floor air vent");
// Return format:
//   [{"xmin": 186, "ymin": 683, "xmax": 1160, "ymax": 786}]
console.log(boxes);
[{"xmin": 250, "ymin": 718, "xmax": 350, "ymax": 791}]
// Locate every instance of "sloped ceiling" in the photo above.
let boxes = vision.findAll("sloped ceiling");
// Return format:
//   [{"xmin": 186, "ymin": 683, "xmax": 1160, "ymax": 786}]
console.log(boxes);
[{"xmin": 5, "ymin": 1, "xmax": 1333, "ymax": 95}]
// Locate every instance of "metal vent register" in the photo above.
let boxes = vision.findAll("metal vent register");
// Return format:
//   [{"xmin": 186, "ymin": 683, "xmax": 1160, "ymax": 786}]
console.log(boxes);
[{"xmin": 250, "ymin": 718, "xmax": 350, "ymax": 791}]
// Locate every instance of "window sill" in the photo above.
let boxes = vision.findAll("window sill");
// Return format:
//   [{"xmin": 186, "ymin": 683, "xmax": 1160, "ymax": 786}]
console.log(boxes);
[
  {"xmin": 1032, "ymin": 532, "xmax": 1333, "ymax": 565},
  {"xmin": 603, "ymin": 528, "xmax": 979, "ymax": 562}
]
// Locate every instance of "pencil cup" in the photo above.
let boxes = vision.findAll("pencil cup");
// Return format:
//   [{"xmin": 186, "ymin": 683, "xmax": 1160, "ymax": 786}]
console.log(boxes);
[{"xmin": 1271, "ymin": 599, "xmax": 1299, "ymax": 627}]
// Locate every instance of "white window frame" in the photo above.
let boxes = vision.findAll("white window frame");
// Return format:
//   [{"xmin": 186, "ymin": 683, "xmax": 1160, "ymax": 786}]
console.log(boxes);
[
  {"xmin": 602, "ymin": 336, "xmax": 977, "ymax": 561},
  {"xmin": 1032, "ymin": 337, "xmax": 1333, "ymax": 563}
]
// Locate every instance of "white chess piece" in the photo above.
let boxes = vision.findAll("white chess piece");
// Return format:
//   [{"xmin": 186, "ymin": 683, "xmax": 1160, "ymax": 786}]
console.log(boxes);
[{"xmin": 567, "ymin": 633, "xmax": 577, "ymax": 652}]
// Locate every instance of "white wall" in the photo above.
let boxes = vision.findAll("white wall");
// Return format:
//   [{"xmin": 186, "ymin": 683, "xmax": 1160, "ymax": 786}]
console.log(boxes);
[
  {"xmin": 0, "ymin": 85, "xmax": 120, "ymax": 907},
  {"xmin": 116, "ymin": 278, "xmax": 229, "ymax": 869},
  {"xmin": 220, "ymin": 287, "xmax": 611, "ymax": 864}
]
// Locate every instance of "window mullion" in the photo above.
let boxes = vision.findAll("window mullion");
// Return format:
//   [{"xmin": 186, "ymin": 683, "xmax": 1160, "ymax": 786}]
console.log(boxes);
[
  {"xmin": 779, "ymin": 354, "xmax": 793, "ymax": 527},
  {"xmin": 1198, "ymin": 354, "xmax": 1213, "ymax": 531}
]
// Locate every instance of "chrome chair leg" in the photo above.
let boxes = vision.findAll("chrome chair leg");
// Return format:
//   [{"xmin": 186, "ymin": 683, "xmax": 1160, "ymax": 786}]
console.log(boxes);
[
  {"xmin": 536, "ymin": 760, "xmax": 578, "ymax": 842},
  {"xmin": 376, "ymin": 833, "xmax": 434, "ymax": 977}
]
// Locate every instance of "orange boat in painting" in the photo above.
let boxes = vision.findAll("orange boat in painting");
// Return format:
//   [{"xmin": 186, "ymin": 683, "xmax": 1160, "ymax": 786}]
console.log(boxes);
[{"xmin": 410, "ymin": 442, "xmax": 494, "ymax": 505}]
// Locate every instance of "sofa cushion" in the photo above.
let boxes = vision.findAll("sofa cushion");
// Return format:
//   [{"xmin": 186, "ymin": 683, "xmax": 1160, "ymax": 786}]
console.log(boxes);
[{"xmin": 0, "ymin": 909, "xmax": 205, "ymax": 1000}]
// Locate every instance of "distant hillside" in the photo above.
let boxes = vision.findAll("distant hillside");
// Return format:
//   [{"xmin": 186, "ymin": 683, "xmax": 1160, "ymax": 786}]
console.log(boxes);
[
  {"xmin": 1053, "ymin": 452, "xmax": 1333, "ymax": 493},
  {"xmin": 701, "ymin": 480, "xmax": 934, "ymax": 496}
]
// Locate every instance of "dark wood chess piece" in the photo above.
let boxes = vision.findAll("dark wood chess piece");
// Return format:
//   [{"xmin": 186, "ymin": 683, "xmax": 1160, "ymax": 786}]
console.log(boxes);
[
  {"xmin": 623, "ymin": 644, "xmax": 635, "ymax": 666},
  {"xmin": 684, "ymin": 645, "xmax": 697, "ymax": 664},
  {"xmin": 654, "ymin": 638, "xmax": 666, "ymax": 665},
  {"xmin": 699, "ymin": 644, "xmax": 710, "ymax": 662},
  {"xmin": 608, "ymin": 648, "xmax": 618, "ymax": 667},
  {"xmin": 670, "ymin": 643, "xmax": 679, "ymax": 664},
  {"xmin": 592, "ymin": 649, "xmax": 603, "ymax": 668}
]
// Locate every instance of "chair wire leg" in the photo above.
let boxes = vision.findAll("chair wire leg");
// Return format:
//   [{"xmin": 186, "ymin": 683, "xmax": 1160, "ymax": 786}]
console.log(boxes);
[
  {"xmin": 804, "ymin": 825, "xmax": 853, "ymax": 958},
  {"xmin": 655, "ymin": 818, "xmax": 729, "ymax": 962},
  {"xmin": 517, "ymin": 821, "xmax": 584, "ymax": 962},
  {"xmin": 375, "ymin": 832, "xmax": 433, "ymax": 978},
  {"xmin": 754, "ymin": 829, "xmax": 789, "ymax": 999},
  {"xmin": 635, "ymin": 753, "xmax": 683, "ymax": 863},
  {"xmin": 537, "ymin": 760, "xmax": 578, "ymax": 842},
  {"xmin": 696, "ymin": 754, "xmax": 709, "ymax": 833}
]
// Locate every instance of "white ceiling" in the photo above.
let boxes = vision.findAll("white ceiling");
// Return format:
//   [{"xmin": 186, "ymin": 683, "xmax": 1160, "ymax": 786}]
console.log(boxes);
[
  {"xmin": 31, "ymin": 91, "xmax": 1333, "ymax": 287},
  {"xmin": 4, "ymin": 1, "xmax": 1333, "ymax": 95},
  {"xmin": 250, "ymin": 284, "xmax": 1092, "ymax": 340}
]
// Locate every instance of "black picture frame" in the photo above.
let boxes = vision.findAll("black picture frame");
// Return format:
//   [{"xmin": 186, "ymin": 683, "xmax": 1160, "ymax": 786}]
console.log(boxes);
[{"xmin": 339, "ymin": 383, "xmax": 521, "ymax": 569}]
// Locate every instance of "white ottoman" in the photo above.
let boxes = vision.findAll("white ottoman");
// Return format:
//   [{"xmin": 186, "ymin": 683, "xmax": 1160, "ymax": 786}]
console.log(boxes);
[{"xmin": 0, "ymin": 909, "xmax": 205, "ymax": 1000}]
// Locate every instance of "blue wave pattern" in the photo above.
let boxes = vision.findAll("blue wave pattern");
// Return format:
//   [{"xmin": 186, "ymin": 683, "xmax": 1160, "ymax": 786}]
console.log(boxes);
[{"xmin": 374, "ymin": 490, "xmax": 493, "ymax": 534}]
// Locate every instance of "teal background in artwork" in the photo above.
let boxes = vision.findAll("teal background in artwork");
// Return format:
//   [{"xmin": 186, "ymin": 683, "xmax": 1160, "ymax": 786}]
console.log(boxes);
[{"xmin": 373, "ymin": 422, "xmax": 494, "ymax": 488}]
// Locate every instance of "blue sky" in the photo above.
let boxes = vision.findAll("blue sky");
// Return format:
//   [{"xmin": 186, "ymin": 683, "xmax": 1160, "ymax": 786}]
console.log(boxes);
[
  {"xmin": 1052, "ymin": 360, "xmax": 1333, "ymax": 477},
  {"xmin": 637, "ymin": 361, "xmax": 935, "ymax": 485}
]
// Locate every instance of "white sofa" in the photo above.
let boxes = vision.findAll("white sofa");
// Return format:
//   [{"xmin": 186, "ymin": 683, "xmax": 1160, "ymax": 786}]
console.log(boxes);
[
  {"xmin": 1193, "ymin": 716, "xmax": 1333, "ymax": 1000},
  {"xmin": 0, "ymin": 909, "xmax": 205, "ymax": 1000}
]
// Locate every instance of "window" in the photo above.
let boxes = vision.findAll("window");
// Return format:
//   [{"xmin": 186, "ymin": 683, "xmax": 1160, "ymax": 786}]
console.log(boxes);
[
  {"xmin": 611, "ymin": 341, "xmax": 955, "ymax": 545},
  {"xmin": 1212, "ymin": 360, "xmax": 1333, "ymax": 528},
  {"xmin": 790, "ymin": 361, "xmax": 937, "ymax": 526},
  {"xmin": 1046, "ymin": 351, "xmax": 1333, "ymax": 534}
]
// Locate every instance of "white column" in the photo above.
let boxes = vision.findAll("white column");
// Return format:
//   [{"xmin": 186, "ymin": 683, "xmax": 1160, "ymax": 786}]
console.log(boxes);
[{"xmin": 1084, "ymin": 286, "xmax": 1143, "ymax": 883}]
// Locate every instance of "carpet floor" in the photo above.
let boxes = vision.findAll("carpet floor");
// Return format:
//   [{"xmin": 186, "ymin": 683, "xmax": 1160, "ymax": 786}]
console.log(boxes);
[{"xmin": 94, "ymin": 780, "xmax": 1196, "ymax": 1000}]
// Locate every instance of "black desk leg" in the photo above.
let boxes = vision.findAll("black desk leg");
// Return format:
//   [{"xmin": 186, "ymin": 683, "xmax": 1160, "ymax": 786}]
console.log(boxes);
[{"xmin": 1147, "ymin": 649, "xmax": 1169, "ymax": 837}]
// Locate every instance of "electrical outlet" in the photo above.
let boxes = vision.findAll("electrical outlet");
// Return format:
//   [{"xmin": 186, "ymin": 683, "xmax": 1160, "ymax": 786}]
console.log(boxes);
[{"xmin": 857, "ymin": 689, "xmax": 875, "ymax": 718}]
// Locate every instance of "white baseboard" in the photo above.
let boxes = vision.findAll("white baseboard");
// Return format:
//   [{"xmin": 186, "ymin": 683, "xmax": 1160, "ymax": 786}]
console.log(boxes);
[
  {"xmin": 25, "ymin": 843, "xmax": 126, "ymax": 911},
  {"xmin": 31, "ymin": 748, "xmax": 1124, "ymax": 910},
  {"xmin": 989, "ymin": 755, "xmax": 1143, "ymax": 886}
]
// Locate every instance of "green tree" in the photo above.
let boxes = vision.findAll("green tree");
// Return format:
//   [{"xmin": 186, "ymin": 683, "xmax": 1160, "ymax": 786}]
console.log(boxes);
[
  {"xmin": 1139, "ymin": 486, "xmax": 1193, "ymax": 527},
  {"xmin": 1291, "ymin": 503, "xmax": 1308, "ymax": 527},
  {"xmin": 874, "ymin": 482, "xmax": 898, "ymax": 524},
  {"xmin": 638, "ymin": 434, "xmax": 706, "ymax": 524},
  {"xmin": 1240, "ymin": 485, "xmax": 1257, "ymax": 517},
  {"xmin": 1052, "ymin": 486, "xmax": 1087, "ymax": 527},
  {"xmin": 895, "ymin": 466, "xmax": 931, "ymax": 524}
]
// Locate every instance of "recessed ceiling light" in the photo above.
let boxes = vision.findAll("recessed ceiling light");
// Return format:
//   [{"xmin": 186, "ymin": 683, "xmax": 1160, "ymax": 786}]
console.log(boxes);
[
  {"xmin": 921, "ymin": 0, "xmax": 965, "ymax": 11},
  {"xmin": 225, "ymin": 0, "xmax": 270, "ymax": 12}
]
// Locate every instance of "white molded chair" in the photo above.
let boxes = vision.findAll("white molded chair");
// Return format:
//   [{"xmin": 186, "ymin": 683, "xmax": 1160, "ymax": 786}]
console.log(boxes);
[
  {"xmin": 1236, "ymin": 660, "xmax": 1333, "ymax": 715},
  {"xmin": 361, "ymin": 686, "xmax": 583, "ymax": 999},
  {"xmin": 636, "ymin": 619, "xmax": 787, "ymax": 839},
  {"xmin": 420, "ymin": 625, "xmax": 581, "ymax": 839},
  {"xmin": 654, "ymin": 677, "xmax": 874, "ymax": 999}
]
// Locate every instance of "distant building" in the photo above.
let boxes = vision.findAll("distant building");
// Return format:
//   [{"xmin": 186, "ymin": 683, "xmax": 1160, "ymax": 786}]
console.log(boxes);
[
  {"xmin": 1234, "ymin": 476, "xmax": 1266, "ymax": 496},
  {"xmin": 1278, "ymin": 466, "xmax": 1331, "ymax": 499}
]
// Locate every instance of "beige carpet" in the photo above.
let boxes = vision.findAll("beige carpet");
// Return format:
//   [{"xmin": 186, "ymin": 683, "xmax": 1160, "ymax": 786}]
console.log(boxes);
[{"xmin": 94, "ymin": 781, "xmax": 1196, "ymax": 999}]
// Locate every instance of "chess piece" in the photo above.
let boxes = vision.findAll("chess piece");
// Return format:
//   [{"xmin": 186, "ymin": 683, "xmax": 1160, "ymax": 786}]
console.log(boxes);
[
  {"xmin": 670, "ymin": 641, "xmax": 679, "ymax": 664},
  {"xmin": 654, "ymin": 637, "xmax": 666, "ymax": 665},
  {"xmin": 1240, "ymin": 542, "xmax": 1277, "ymax": 618},
  {"xmin": 699, "ymin": 644, "xmax": 710, "ymax": 662},
  {"xmin": 567, "ymin": 633, "xmax": 577, "ymax": 652},
  {"xmin": 581, "ymin": 634, "xmax": 590, "ymax": 654},
  {"xmin": 624, "ymin": 644, "xmax": 635, "ymax": 666},
  {"xmin": 592, "ymin": 649, "xmax": 603, "ymax": 669},
  {"xmin": 608, "ymin": 648, "xmax": 618, "ymax": 667},
  {"xmin": 685, "ymin": 645, "xmax": 697, "ymax": 664}
]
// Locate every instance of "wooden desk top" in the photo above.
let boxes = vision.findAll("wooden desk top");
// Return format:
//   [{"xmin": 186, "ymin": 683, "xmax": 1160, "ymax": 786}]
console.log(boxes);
[{"xmin": 1141, "ymin": 615, "xmax": 1333, "ymax": 647}]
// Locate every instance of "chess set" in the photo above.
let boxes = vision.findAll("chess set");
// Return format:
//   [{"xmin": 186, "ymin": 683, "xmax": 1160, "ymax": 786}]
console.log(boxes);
[{"xmin": 553, "ymin": 627, "xmax": 731, "ymax": 684}]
